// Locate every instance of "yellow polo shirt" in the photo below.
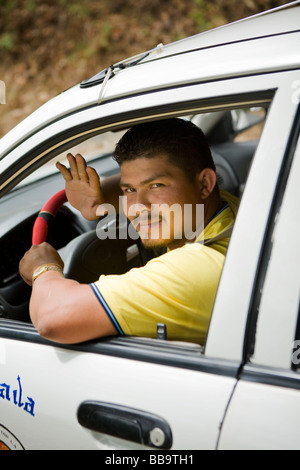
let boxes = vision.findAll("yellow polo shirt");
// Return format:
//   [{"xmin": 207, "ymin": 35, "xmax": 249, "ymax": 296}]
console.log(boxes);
[{"xmin": 91, "ymin": 191, "xmax": 239, "ymax": 344}]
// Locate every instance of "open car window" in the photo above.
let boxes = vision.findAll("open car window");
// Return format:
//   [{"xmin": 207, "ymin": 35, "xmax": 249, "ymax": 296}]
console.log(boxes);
[{"xmin": 0, "ymin": 98, "xmax": 269, "ymax": 352}]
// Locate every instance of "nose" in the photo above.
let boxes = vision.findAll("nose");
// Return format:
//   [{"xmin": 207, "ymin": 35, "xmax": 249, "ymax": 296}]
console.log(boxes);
[{"xmin": 124, "ymin": 190, "xmax": 151, "ymax": 220}]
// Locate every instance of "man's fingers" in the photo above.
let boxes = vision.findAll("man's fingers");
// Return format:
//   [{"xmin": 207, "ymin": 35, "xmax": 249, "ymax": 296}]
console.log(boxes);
[
  {"xmin": 67, "ymin": 153, "xmax": 80, "ymax": 179},
  {"xmin": 57, "ymin": 153, "xmax": 91, "ymax": 183},
  {"xmin": 56, "ymin": 162, "xmax": 72, "ymax": 181},
  {"xmin": 76, "ymin": 154, "xmax": 89, "ymax": 183},
  {"xmin": 86, "ymin": 167, "xmax": 101, "ymax": 190}
]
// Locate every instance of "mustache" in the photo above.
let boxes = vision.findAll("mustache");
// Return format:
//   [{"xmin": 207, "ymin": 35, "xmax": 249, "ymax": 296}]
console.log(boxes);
[{"xmin": 130, "ymin": 212, "xmax": 165, "ymax": 228}]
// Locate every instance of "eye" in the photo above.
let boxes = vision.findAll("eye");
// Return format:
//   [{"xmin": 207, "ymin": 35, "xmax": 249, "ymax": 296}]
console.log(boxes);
[
  {"xmin": 150, "ymin": 183, "xmax": 164, "ymax": 189},
  {"xmin": 123, "ymin": 187, "xmax": 136, "ymax": 194}
]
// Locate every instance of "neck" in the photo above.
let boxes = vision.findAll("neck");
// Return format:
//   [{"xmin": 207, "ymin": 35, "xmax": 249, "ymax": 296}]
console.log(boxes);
[
  {"xmin": 167, "ymin": 191, "xmax": 223, "ymax": 251},
  {"xmin": 204, "ymin": 190, "xmax": 224, "ymax": 226}
]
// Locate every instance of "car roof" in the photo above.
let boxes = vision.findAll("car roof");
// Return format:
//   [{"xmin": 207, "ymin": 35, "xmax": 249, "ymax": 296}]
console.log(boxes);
[{"xmin": 0, "ymin": 1, "xmax": 300, "ymax": 161}]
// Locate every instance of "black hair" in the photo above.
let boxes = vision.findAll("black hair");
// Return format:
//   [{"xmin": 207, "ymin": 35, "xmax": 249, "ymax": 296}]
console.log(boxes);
[{"xmin": 113, "ymin": 118, "xmax": 216, "ymax": 181}]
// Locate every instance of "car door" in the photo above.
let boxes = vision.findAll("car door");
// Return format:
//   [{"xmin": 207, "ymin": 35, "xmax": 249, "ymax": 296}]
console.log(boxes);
[
  {"xmin": 0, "ymin": 322, "xmax": 240, "ymax": 450},
  {"xmin": 0, "ymin": 71, "xmax": 298, "ymax": 450},
  {"xmin": 218, "ymin": 107, "xmax": 300, "ymax": 450}
]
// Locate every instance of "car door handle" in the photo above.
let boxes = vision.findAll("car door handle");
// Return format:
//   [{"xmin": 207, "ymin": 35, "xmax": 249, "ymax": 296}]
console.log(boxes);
[{"xmin": 77, "ymin": 401, "xmax": 173, "ymax": 449}]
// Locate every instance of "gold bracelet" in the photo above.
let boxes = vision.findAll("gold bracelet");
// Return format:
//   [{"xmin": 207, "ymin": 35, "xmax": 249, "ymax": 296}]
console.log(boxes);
[{"xmin": 32, "ymin": 264, "xmax": 64, "ymax": 283}]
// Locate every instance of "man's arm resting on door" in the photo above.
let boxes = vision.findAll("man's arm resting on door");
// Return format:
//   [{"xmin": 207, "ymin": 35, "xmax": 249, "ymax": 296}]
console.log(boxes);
[
  {"xmin": 29, "ymin": 272, "xmax": 117, "ymax": 344},
  {"xmin": 19, "ymin": 242, "xmax": 117, "ymax": 344}
]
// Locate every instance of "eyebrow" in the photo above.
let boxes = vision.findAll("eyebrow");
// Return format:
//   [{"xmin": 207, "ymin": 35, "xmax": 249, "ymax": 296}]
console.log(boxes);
[{"xmin": 120, "ymin": 173, "xmax": 169, "ymax": 188}]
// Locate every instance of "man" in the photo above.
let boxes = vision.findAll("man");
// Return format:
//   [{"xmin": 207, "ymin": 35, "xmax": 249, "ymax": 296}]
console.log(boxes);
[{"xmin": 19, "ymin": 118, "xmax": 239, "ymax": 345}]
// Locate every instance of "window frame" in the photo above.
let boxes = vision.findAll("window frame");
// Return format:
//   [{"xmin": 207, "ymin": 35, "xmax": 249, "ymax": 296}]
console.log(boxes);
[
  {"xmin": 246, "ymin": 104, "xmax": 300, "ymax": 371},
  {"xmin": 1, "ymin": 72, "xmax": 298, "ymax": 374}
]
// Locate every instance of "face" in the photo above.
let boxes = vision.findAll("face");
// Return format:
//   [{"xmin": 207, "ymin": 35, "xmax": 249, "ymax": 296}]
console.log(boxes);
[{"xmin": 120, "ymin": 155, "xmax": 205, "ymax": 250}]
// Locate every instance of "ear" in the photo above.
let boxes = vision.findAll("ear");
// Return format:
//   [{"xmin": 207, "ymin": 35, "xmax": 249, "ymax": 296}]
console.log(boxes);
[{"xmin": 197, "ymin": 168, "xmax": 217, "ymax": 199}]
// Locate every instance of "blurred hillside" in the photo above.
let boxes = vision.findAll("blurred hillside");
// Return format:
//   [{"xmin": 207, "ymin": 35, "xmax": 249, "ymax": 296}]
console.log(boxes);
[{"xmin": 0, "ymin": 0, "xmax": 290, "ymax": 137}]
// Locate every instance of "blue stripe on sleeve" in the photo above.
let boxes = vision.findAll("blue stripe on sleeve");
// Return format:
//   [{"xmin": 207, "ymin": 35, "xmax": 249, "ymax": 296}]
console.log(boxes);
[{"xmin": 90, "ymin": 283, "xmax": 125, "ymax": 336}]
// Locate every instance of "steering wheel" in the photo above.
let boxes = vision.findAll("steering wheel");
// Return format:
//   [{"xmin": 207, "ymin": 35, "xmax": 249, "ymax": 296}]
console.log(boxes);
[
  {"xmin": 32, "ymin": 189, "xmax": 68, "ymax": 245},
  {"xmin": 0, "ymin": 190, "xmax": 68, "ymax": 321}
]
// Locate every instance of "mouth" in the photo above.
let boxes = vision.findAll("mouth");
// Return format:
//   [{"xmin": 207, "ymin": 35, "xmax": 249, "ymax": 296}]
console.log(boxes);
[
  {"xmin": 131, "ymin": 216, "xmax": 164, "ymax": 235},
  {"xmin": 137, "ymin": 220, "xmax": 162, "ymax": 231}
]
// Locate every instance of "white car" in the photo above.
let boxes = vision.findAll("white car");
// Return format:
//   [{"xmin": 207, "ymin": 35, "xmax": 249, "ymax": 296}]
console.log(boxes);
[{"xmin": 0, "ymin": 2, "xmax": 300, "ymax": 451}]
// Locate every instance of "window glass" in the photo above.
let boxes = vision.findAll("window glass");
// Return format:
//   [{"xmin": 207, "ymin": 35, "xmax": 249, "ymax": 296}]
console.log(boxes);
[{"xmin": 17, "ymin": 130, "xmax": 125, "ymax": 188}]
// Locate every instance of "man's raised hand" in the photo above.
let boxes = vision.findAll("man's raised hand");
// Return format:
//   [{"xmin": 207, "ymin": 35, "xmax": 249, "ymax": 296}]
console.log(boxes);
[{"xmin": 56, "ymin": 153, "xmax": 104, "ymax": 221}]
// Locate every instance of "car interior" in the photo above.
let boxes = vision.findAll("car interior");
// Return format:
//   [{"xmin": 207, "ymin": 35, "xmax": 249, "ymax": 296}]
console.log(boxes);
[{"xmin": 0, "ymin": 106, "xmax": 267, "ymax": 331}]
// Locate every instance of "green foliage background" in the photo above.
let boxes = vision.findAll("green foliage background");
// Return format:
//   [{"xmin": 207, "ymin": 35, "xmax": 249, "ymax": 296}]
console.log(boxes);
[{"xmin": 0, "ymin": 0, "xmax": 290, "ymax": 136}]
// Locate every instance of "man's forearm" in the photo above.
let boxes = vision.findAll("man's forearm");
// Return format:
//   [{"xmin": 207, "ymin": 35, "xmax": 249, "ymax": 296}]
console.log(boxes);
[
  {"xmin": 29, "ymin": 271, "xmax": 117, "ymax": 344},
  {"xmin": 30, "ymin": 271, "xmax": 79, "ymax": 342}
]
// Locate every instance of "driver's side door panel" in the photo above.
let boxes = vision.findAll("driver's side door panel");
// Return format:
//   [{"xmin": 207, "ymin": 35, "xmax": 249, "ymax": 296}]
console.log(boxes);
[{"xmin": 0, "ymin": 333, "xmax": 237, "ymax": 450}]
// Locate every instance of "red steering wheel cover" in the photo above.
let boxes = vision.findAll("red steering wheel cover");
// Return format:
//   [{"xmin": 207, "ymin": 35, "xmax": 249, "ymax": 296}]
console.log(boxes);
[{"xmin": 32, "ymin": 189, "xmax": 68, "ymax": 245}]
